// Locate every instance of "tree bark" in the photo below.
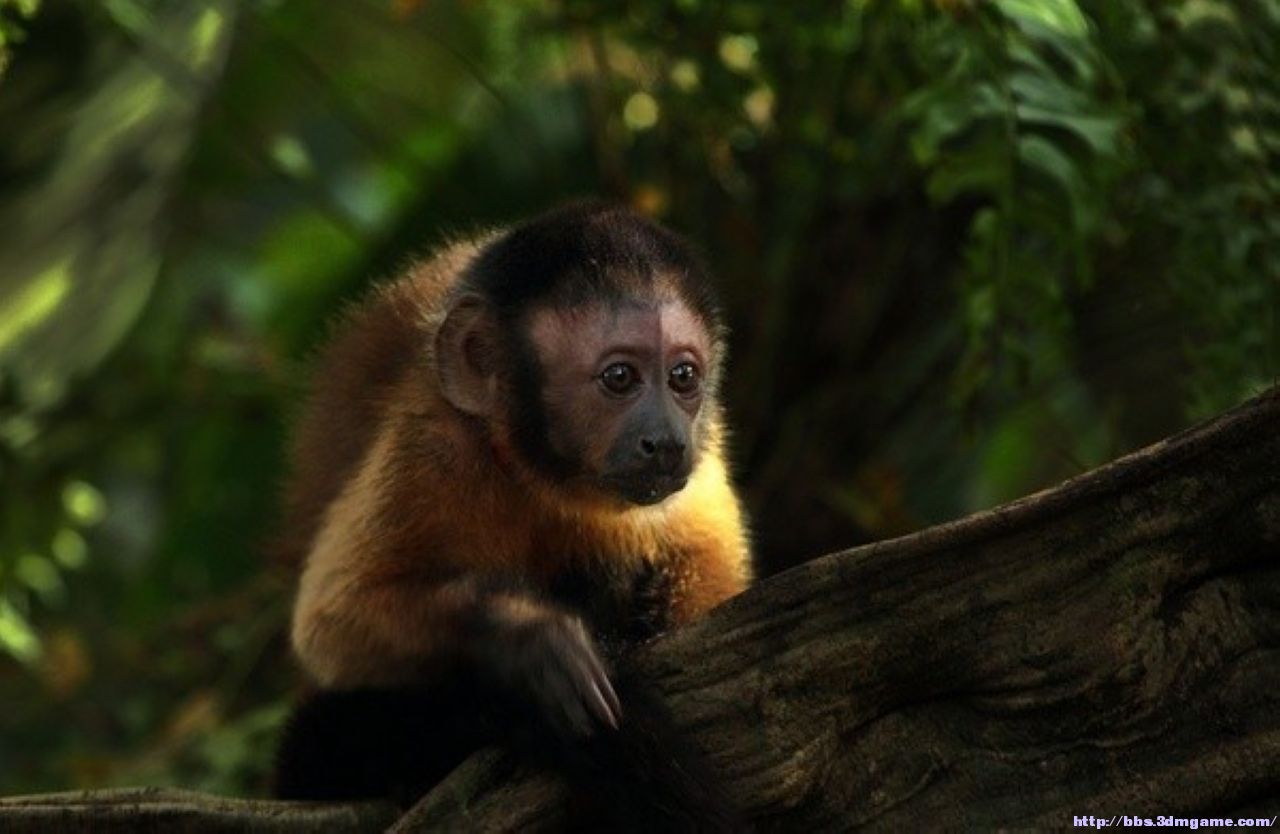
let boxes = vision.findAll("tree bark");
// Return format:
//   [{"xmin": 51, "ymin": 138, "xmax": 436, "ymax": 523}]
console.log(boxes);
[
  {"xmin": 396, "ymin": 385, "xmax": 1280, "ymax": 830},
  {"xmin": 3, "ymin": 387, "xmax": 1278, "ymax": 831},
  {"xmin": 0, "ymin": 787, "xmax": 398, "ymax": 833}
]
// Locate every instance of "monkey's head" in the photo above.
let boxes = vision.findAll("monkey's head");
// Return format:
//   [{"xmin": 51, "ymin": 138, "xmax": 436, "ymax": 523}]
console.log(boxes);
[{"xmin": 436, "ymin": 202, "xmax": 726, "ymax": 509}]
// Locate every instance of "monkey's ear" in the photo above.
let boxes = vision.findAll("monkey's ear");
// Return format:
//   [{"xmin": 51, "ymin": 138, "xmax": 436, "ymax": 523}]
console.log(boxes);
[{"xmin": 436, "ymin": 294, "xmax": 500, "ymax": 417}]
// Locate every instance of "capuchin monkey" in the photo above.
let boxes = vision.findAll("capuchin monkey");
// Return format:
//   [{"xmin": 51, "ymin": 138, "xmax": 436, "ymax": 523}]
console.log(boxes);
[{"xmin": 272, "ymin": 201, "xmax": 752, "ymax": 830}]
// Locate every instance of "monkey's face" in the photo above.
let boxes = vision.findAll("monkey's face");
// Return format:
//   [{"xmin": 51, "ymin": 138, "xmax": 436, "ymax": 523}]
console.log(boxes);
[{"xmin": 517, "ymin": 299, "xmax": 715, "ymax": 507}]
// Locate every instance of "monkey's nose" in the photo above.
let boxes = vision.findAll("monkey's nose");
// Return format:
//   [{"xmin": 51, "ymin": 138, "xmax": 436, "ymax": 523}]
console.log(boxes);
[{"xmin": 639, "ymin": 436, "xmax": 687, "ymax": 474}]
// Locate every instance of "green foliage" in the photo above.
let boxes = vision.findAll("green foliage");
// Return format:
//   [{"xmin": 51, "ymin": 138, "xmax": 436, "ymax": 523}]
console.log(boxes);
[
  {"xmin": 901, "ymin": 0, "xmax": 1129, "ymax": 406},
  {"xmin": 0, "ymin": 0, "xmax": 39, "ymax": 46},
  {"xmin": 1087, "ymin": 0, "xmax": 1280, "ymax": 416},
  {"xmin": 0, "ymin": 0, "xmax": 1276, "ymax": 798}
]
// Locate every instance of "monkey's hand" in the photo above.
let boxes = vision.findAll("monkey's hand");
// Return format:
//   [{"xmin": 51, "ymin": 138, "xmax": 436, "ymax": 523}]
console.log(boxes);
[{"xmin": 470, "ymin": 606, "xmax": 622, "ymax": 739}]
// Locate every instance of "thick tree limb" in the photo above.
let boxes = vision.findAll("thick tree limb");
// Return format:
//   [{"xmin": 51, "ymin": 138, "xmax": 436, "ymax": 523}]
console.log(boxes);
[
  {"xmin": 396, "ymin": 386, "xmax": 1280, "ymax": 830},
  {"xmin": 3, "ymin": 387, "xmax": 1278, "ymax": 830}
]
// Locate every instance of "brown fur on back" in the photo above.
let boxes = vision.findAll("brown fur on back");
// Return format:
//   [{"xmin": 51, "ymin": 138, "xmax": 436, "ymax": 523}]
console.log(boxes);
[{"xmin": 277, "ymin": 240, "xmax": 483, "ymax": 567}]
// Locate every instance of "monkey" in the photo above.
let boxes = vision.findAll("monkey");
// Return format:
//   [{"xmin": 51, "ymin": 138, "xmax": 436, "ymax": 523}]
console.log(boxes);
[{"xmin": 271, "ymin": 201, "xmax": 752, "ymax": 828}]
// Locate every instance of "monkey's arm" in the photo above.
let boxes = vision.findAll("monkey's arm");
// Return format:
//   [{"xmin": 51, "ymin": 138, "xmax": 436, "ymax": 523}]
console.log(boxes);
[{"xmin": 291, "ymin": 566, "xmax": 621, "ymax": 735}]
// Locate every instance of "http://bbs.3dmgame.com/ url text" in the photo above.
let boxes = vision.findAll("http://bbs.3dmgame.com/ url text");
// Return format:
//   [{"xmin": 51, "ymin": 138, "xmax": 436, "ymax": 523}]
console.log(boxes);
[{"xmin": 1074, "ymin": 816, "xmax": 1278, "ymax": 829}]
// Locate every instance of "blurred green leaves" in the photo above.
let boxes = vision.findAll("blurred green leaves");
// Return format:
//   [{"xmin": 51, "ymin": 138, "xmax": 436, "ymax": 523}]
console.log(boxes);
[
  {"xmin": 902, "ymin": 0, "xmax": 1128, "ymax": 411},
  {"xmin": 0, "ymin": 598, "xmax": 41, "ymax": 664},
  {"xmin": 0, "ymin": 0, "xmax": 39, "ymax": 73},
  {"xmin": 63, "ymin": 481, "xmax": 107, "ymax": 528},
  {"xmin": 0, "ymin": 476, "xmax": 104, "ymax": 665}
]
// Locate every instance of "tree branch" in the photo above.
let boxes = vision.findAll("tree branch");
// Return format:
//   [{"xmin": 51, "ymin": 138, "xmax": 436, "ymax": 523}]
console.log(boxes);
[
  {"xmin": 0, "ymin": 787, "xmax": 398, "ymax": 833},
  {"xmin": 4, "ymin": 387, "xmax": 1278, "ymax": 831},
  {"xmin": 396, "ymin": 385, "xmax": 1280, "ymax": 830}
]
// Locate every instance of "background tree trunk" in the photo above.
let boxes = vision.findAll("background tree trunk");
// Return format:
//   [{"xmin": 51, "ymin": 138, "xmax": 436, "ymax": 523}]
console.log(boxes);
[{"xmin": 4, "ymin": 387, "xmax": 1278, "ymax": 831}]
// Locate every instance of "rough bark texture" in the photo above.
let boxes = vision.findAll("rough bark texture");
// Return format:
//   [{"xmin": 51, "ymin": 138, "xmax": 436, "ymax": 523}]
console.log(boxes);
[
  {"xmin": 4, "ymin": 387, "xmax": 1278, "ymax": 831},
  {"xmin": 0, "ymin": 787, "xmax": 398, "ymax": 833}
]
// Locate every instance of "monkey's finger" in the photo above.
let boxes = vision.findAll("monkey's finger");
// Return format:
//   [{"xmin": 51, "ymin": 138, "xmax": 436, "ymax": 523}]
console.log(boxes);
[
  {"xmin": 573, "ymin": 639, "xmax": 622, "ymax": 721},
  {"xmin": 549, "ymin": 617, "xmax": 620, "ymax": 729},
  {"xmin": 544, "ymin": 666, "xmax": 594, "ymax": 737},
  {"xmin": 564, "ymin": 646, "xmax": 620, "ymax": 730},
  {"xmin": 582, "ymin": 675, "xmax": 620, "ymax": 731},
  {"xmin": 575, "ymin": 640, "xmax": 622, "ymax": 723},
  {"xmin": 561, "ymin": 699, "xmax": 594, "ymax": 738}
]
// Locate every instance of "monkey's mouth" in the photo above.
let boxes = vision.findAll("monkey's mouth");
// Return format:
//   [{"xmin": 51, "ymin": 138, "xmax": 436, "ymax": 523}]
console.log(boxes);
[{"xmin": 606, "ymin": 474, "xmax": 689, "ymax": 506}]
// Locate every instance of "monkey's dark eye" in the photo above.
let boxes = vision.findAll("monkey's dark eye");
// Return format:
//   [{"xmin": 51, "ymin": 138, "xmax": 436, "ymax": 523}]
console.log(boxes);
[
  {"xmin": 668, "ymin": 362, "xmax": 701, "ymax": 396},
  {"xmin": 599, "ymin": 363, "xmax": 641, "ymax": 395}
]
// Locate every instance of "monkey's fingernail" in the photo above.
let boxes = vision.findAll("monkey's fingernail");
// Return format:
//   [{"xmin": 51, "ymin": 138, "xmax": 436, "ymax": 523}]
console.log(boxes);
[
  {"xmin": 601, "ymin": 678, "xmax": 622, "ymax": 721},
  {"xmin": 588, "ymin": 681, "xmax": 619, "ymax": 729}
]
